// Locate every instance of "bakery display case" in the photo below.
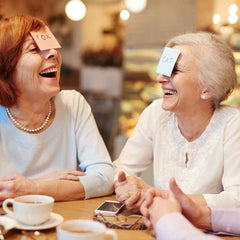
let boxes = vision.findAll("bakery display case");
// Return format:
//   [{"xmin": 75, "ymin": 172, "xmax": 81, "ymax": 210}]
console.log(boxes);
[{"xmin": 119, "ymin": 47, "xmax": 163, "ymax": 137}]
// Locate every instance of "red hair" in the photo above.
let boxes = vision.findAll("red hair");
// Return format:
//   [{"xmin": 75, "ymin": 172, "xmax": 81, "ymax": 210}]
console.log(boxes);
[{"xmin": 0, "ymin": 15, "xmax": 47, "ymax": 107}]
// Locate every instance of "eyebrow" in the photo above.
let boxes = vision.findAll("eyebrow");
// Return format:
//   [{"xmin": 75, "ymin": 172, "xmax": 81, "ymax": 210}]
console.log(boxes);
[{"xmin": 23, "ymin": 37, "xmax": 36, "ymax": 50}]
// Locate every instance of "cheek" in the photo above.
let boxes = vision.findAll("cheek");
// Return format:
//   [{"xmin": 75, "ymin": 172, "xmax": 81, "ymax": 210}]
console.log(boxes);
[
  {"xmin": 19, "ymin": 57, "xmax": 38, "ymax": 71},
  {"xmin": 15, "ymin": 59, "xmax": 40, "ymax": 88},
  {"xmin": 58, "ymin": 53, "xmax": 62, "ymax": 65},
  {"xmin": 17, "ymin": 57, "xmax": 40, "ymax": 77}
]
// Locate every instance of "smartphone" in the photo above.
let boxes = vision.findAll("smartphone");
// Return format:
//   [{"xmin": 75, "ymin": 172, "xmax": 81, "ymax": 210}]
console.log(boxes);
[{"xmin": 94, "ymin": 200, "xmax": 125, "ymax": 216}]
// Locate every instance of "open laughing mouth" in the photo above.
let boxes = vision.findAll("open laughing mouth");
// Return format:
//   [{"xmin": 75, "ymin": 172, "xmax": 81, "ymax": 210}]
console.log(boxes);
[
  {"xmin": 163, "ymin": 89, "xmax": 177, "ymax": 96},
  {"xmin": 39, "ymin": 68, "xmax": 57, "ymax": 78}
]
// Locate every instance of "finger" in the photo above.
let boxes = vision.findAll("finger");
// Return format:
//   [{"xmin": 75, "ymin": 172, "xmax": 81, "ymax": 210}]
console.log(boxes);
[
  {"xmin": 0, "ymin": 182, "xmax": 15, "ymax": 200},
  {"xmin": 125, "ymin": 192, "xmax": 141, "ymax": 209},
  {"xmin": 118, "ymin": 171, "xmax": 126, "ymax": 182},
  {"xmin": 116, "ymin": 193, "xmax": 129, "ymax": 203},
  {"xmin": 0, "ymin": 192, "xmax": 14, "ymax": 201},
  {"xmin": 169, "ymin": 178, "xmax": 188, "ymax": 203},
  {"xmin": 140, "ymin": 201, "xmax": 150, "ymax": 218},
  {"xmin": 144, "ymin": 188, "xmax": 157, "ymax": 205},
  {"xmin": 168, "ymin": 189, "xmax": 175, "ymax": 200},
  {"xmin": 0, "ymin": 174, "xmax": 18, "ymax": 181},
  {"xmin": 169, "ymin": 178, "xmax": 195, "ymax": 210},
  {"xmin": 144, "ymin": 217, "xmax": 153, "ymax": 229},
  {"xmin": 61, "ymin": 175, "xmax": 80, "ymax": 181},
  {"xmin": 64, "ymin": 170, "xmax": 86, "ymax": 176}
]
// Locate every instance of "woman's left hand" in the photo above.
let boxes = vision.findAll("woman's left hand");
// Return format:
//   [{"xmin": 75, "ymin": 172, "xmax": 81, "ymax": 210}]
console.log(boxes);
[{"xmin": 37, "ymin": 170, "xmax": 86, "ymax": 181}]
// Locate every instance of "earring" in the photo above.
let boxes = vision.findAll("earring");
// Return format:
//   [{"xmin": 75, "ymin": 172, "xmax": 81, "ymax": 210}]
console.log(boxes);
[{"xmin": 201, "ymin": 94, "xmax": 206, "ymax": 99}]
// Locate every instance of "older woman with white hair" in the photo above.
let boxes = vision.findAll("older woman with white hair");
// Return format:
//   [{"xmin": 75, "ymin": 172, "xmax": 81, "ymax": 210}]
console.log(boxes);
[{"xmin": 114, "ymin": 32, "xmax": 240, "ymax": 215}]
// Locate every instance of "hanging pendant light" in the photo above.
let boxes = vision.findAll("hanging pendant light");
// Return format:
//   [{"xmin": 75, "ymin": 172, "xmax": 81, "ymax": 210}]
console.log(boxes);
[
  {"xmin": 65, "ymin": 0, "xmax": 86, "ymax": 21},
  {"xmin": 124, "ymin": 0, "xmax": 147, "ymax": 13},
  {"xmin": 120, "ymin": 9, "xmax": 130, "ymax": 20}
]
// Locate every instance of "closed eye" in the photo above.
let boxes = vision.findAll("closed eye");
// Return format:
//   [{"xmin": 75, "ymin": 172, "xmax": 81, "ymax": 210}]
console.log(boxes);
[
  {"xmin": 172, "ymin": 67, "xmax": 179, "ymax": 73},
  {"xmin": 30, "ymin": 47, "xmax": 38, "ymax": 52}
]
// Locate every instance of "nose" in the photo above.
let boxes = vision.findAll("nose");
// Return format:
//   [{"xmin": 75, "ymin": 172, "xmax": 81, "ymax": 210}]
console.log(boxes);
[
  {"xmin": 43, "ymin": 48, "xmax": 58, "ymax": 59},
  {"xmin": 156, "ymin": 74, "xmax": 171, "ymax": 83}
]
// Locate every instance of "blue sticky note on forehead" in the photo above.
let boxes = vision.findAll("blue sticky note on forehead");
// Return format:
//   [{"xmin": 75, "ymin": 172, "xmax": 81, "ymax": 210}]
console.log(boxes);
[{"xmin": 156, "ymin": 47, "xmax": 180, "ymax": 77}]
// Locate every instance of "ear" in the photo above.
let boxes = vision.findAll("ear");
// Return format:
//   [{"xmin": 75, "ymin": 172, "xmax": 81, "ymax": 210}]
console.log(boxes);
[{"xmin": 200, "ymin": 89, "xmax": 212, "ymax": 100}]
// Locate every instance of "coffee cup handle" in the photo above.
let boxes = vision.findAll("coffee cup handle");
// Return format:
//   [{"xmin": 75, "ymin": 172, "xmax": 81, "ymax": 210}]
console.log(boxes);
[
  {"xmin": 105, "ymin": 229, "xmax": 118, "ymax": 240},
  {"xmin": 2, "ymin": 199, "xmax": 14, "ymax": 216}
]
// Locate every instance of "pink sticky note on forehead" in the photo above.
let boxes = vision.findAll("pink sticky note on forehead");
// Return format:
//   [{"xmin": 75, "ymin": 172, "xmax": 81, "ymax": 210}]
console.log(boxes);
[{"xmin": 30, "ymin": 26, "xmax": 61, "ymax": 50}]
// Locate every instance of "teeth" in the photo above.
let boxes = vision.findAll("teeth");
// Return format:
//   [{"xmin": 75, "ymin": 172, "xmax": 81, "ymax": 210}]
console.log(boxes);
[
  {"xmin": 40, "ymin": 68, "xmax": 57, "ymax": 75},
  {"xmin": 163, "ymin": 89, "xmax": 177, "ymax": 95}
]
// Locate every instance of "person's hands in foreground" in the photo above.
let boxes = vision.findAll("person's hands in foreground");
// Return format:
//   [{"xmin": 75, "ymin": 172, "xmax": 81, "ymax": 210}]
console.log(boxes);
[
  {"xmin": 114, "ymin": 171, "xmax": 152, "ymax": 212},
  {"xmin": 141, "ymin": 178, "xmax": 211, "ymax": 230},
  {"xmin": 168, "ymin": 178, "xmax": 211, "ymax": 229},
  {"xmin": 140, "ymin": 180, "xmax": 181, "ymax": 228}
]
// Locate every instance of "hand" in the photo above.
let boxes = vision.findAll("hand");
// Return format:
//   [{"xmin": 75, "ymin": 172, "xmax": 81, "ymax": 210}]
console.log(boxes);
[
  {"xmin": 168, "ymin": 178, "xmax": 211, "ymax": 229},
  {"xmin": 142, "ymin": 187, "xmax": 169, "ymax": 206},
  {"xmin": 37, "ymin": 170, "xmax": 86, "ymax": 181},
  {"xmin": 142, "ymin": 196, "xmax": 181, "ymax": 228},
  {"xmin": 114, "ymin": 171, "xmax": 151, "ymax": 212},
  {"xmin": 142, "ymin": 178, "xmax": 211, "ymax": 230},
  {"xmin": 140, "ymin": 186, "xmax": 179, "ymax": 228},
  {"xmin": 0, "ymin": 173, "xmax": 35, "ymax": 201}
]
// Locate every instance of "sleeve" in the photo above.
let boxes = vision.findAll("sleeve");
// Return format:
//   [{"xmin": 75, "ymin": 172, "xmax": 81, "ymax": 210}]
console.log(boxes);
[
  {"xmin": 113, "ymin": 101, "xmax": 157, "ymax": 178},
  {"xmin": 210, "ymin": 207, "xmax": 240, "ymax": 235},
  {"xmin": 73, "ymin": 92, "xmax": 114, "ymax": 199},
  {"xmin": 155, "ymin": 212, "xmax": 220, "ymax": 240},
  {"xmin": 204, "ymin": 110, "xmax": 240, "ymax": 208}
]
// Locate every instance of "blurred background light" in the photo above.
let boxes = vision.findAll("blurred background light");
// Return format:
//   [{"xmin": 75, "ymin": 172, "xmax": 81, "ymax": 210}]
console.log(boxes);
[
  {"xmin": 65, "ymin": 0, "xmax": 86, "ymax": 21},
  {"xmin": 120, "ymin": 9, "xmax": 130, "ymax": 20},
  {"xmin": 228, "ymin": 4, "xmax": 238, "ymax": 14},
  {"xmin": 228, "ymin": 14, "xmax": 238, "ymax": 24},
  {"xmin": 124, "ymin": 0, "xmax": 147, "ymax": 13},
  {"xmin": 212, "ymin": 13, "xmax": 221, "ymax": 24}
]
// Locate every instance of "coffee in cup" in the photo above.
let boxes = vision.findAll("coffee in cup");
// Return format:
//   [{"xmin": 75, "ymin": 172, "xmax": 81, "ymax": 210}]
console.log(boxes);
[
  {"xmin": 2, "ymin": 195, "xmax": 54, "ymax": 225},
  {"xmin": 57, "ymin": 219, "xmax": 118, "ymax": 240}
]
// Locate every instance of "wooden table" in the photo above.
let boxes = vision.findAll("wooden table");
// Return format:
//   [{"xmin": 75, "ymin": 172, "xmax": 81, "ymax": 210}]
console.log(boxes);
[{"xmin": 4, "ymin": 195, "xmax": 240, "ymax": 240}]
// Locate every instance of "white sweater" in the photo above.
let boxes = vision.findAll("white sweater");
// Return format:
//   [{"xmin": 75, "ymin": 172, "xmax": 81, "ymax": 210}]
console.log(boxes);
[
  {"xmin": 0, "ymin": 90, "xmax": 114, "ymax": 199},
  {"xmin": 114, "ymin": 98, "xmax": 240, "ymax": 208}
]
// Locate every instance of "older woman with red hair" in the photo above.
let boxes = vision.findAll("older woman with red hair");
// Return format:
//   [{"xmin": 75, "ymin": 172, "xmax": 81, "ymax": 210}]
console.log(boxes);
[{"xmin": 0, "ymin": 15, "xmax": 114, "ymax": 201}]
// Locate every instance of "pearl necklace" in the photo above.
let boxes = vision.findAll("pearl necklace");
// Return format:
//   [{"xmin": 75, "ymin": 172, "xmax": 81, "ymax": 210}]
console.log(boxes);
[{"xmin": 6, "ymin": 102, "xmax": 52, "ymax": 133}]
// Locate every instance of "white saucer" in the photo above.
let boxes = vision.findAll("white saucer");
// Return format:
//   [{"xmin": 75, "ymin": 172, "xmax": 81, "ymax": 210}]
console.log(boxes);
[
  {"xmin": 2, "ymin": 212, "xmax": 64, "ymax": 231},
  {"xmin": 15, "ymin": 212, "xmax": 64, "ymax": 230},
  {"xmin": 0, "ymin": 216, "xmax": 17, "ymax": 232}
]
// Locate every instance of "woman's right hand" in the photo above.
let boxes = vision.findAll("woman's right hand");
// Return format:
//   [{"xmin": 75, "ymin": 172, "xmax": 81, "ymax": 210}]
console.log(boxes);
[
  {"xmin": 0, "ymin": 173, "xmax": 35, "ymax": 201},
  {"xmin": 37, "ymin": 170, "xmax": 86, "ymax": 181},
  {"xmin": 114, "ymin": 171, "xmax": 151, "ymax": 212}
]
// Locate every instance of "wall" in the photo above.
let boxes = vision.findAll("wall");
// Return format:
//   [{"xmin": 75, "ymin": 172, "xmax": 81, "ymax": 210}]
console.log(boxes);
[
  {"xmin": 60, "ymin": 21, "xmax": 82, "ymax": 69},
  {"xmin": 81, "ymin": 2, "xmax": 123, "ymax": 50},
  {"xmin": 196, "ymin": 0, "xmax": 214, "ymax": 30},
  {"xmin": 125, "ymin": 0, "xmax": 197, "ymax": 48}
]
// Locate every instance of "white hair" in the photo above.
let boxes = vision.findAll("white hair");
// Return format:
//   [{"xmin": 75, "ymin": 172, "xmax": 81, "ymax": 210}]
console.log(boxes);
[{"xmin": 166, "ymin": 32, "xmax": 237, "ymax": 108}]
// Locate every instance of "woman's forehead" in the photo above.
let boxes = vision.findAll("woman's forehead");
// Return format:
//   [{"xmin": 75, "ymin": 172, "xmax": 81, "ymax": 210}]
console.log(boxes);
[
  {"xmin": 174, "ymin": 45, "xmax": 194, "ymax": 60},
  {"xmin": 23, "ymin": 34, "xmax": 38, "ymax": 46},
  {"xmin": 24, "ymin": 35, "xmax": 35, "ymax": 44}
]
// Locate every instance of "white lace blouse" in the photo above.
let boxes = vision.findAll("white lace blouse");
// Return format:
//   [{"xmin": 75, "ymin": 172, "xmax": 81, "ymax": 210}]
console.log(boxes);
[{"xmin": 114, "ymin": 98, "xmax": 240, "ymax": 208}]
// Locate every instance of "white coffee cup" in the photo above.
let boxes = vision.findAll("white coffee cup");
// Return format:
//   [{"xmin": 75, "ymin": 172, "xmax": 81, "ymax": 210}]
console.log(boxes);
[
  {"xmin": 57, "ymin": 219, "xmax": 118, "ymax": 240},
  {"xmin": 2, "ymin": 195, "xmax": 54, "ymax": 226}
]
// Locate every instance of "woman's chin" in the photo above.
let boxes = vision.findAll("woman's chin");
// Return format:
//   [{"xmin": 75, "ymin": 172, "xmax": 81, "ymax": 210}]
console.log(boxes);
[
  {"xmin": 48, "ymin": 86, "xmax": 60, "ymax": 98},
  {"xmin": 161, "ymin": 99, "xmax": 177, "ymax": 112}
]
